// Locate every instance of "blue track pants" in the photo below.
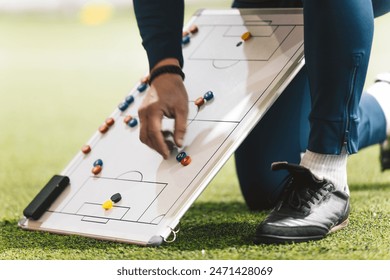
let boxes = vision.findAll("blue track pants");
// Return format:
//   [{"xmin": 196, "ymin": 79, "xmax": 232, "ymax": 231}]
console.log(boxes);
[{"xmin": 233, "ymin": 0, "xmax": 390, "ymax": 210}]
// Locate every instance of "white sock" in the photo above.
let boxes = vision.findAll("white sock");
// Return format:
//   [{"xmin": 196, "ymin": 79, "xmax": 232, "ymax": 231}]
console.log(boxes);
[
  {"xmin": 300, "ymin": 148, "xmax": 349, "ymax": 194},
  {"xmin": 367, "ymin": 74, "xmax": 390, "ymax": 134}
]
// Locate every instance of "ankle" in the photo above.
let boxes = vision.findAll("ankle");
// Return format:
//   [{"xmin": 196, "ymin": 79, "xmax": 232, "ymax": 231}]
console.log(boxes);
[{"xmin": 300, "ymin": 148, "xmax": 348, "ymax": 192}]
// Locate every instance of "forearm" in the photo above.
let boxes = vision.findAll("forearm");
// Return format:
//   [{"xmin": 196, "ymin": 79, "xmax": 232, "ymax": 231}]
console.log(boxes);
[{"xmin": 133, "ymin": 0, "xmax": 185, "ymax": 70}]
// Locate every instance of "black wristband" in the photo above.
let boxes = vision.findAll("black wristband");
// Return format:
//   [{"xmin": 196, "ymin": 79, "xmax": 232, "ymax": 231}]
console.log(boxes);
[{"xmin": 148, "ymin": 65, "xmax": 185, "ymax": 85}]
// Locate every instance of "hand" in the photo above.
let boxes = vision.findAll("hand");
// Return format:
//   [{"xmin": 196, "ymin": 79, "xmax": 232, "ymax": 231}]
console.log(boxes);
[{"xmin": 138, "ymin": 70, "xmax": 189, "ymax": 159}]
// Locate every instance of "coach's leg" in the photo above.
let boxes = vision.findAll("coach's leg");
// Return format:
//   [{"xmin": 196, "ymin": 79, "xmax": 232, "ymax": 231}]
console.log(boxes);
[
  {"xmin": 235, "ymin": 68, "xmax": 310, "ymax": 210},
  {"xmin": 254, "ymin": 0, "xmax": 376, "ymax": 244}
]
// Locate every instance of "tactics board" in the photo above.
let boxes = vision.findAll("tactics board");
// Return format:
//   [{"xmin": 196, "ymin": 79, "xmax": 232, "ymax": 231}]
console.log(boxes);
[{"xmin": 19, "ymin": 8, "xmax": 304, "ymax": 246}]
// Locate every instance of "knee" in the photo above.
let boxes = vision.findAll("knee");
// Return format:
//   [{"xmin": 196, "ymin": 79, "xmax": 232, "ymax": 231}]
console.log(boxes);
[{"xmin": 235, "ymin": 153, "xmax": 289, "ymax": 211}]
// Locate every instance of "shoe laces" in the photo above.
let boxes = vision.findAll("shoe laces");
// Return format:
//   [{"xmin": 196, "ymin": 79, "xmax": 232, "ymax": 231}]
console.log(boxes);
[
  {"xmin": 275, "ymin": 175, "xmax": 334, "ymax": 212},
  {"xmin": 276, "ymin": 174, "xmax": 334, "ymax": 212},
  {"xmin": 271, "ymin": 162, "xmax": 335, "ymax": 212}
]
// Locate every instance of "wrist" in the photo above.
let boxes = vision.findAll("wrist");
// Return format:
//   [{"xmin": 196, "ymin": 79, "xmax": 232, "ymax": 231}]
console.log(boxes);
[
  {"xmin": 149, "ymin": 64, "xmax": 185, "ymax": 85},
  {"xmin": 152, "ymin": 58, "xmax": 180, "ymax": 70}
]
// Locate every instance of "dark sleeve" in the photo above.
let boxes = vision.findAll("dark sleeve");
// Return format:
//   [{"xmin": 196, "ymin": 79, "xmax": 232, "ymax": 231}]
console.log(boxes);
[{"xmin": 133, "ymin": 0, "xmax": 184, "ymax": 70}]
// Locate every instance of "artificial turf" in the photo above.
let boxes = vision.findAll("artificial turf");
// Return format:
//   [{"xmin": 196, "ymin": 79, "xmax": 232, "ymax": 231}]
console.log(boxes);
[{"xmin": 0, "ymin": 3, "xmax": 389, "ymax": 260}]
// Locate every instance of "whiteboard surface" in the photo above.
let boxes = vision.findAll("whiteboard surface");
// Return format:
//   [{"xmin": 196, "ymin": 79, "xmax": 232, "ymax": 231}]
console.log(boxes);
[{"xmin": 19, "ymin": 8, "xmax": 304, "ymax": 246}]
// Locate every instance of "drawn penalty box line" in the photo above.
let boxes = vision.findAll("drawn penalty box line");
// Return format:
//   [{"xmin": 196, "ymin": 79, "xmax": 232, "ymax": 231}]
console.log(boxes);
[
  {"xmin": 77, "ymin": 202, "xmax": 131, "ymax": 222},
  {"xmin": 188, "ymin": 23, "xmax": 296, "ymax": 62},
  {"xmin": 223, "ymin": 24, "xmax": 278, "ymax": 37},
  {"xmin": 56, "ymin": 176, "xmax": 168, "ymax": 224}
]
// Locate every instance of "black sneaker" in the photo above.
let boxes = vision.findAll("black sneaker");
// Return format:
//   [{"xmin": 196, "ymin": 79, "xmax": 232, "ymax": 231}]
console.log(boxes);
[
  {"xmin": 380, "ymin": 137, "xmax": 390, "ymax": 171},
  {"xmin": 254, "ymin": 162, "xmax": 350, "ymax": 244},
  {"xmin": 375, "ymin": 73, "xmax": 390, "ymax": 172}
]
